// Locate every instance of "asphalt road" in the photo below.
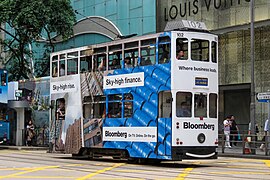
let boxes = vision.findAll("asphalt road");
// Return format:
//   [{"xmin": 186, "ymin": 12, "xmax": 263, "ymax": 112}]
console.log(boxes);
[{"xmin": 0, "ymin": 150, "xmax": 269, "ymax": 180}]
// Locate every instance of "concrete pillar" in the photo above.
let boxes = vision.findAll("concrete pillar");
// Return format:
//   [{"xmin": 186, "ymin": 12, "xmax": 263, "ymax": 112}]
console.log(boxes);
[{"xmin": 15, "ymin": 108, "xmax": 25, "ymax": 146}]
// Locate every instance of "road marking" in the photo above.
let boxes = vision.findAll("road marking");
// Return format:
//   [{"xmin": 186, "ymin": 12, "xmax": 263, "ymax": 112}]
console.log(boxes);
[
  {"xmin": 0, "ymin": 165, "xmax": 59, "ymax": 179},
  {"xmin": 176, "ymin": 167, "xmax": 193, "ymax": 180},
  {"xmin": 76, "ymin": 163, "xmax": 124, "ymax": 180},
  {"xmin": 12, "ymin": 175, "xmax": 76, "ymax": 179},
  {"xmin": 264, "ymin": 160, "xmax": 270, "ymax": 168}
]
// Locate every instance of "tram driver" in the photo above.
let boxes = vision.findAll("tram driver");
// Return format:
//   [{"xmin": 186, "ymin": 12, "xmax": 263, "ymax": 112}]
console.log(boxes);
[{"xmin": 177, "ymin": 102, "xmax": 191, "ymax": 117}]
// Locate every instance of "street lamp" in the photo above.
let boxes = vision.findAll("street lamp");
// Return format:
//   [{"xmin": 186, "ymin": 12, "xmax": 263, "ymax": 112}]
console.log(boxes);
[{"xmin": 249, "ymin": 0, "xmax": 256, "ymax": 154}]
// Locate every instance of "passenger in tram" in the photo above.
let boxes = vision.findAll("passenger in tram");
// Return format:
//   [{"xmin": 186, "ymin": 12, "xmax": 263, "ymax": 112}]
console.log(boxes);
[
  {"xmin": 60, "ymin": 64, "xmax": 65, "ymax": 76},
  {"xmin": 98, "ymin": 58, "xmax": 106, "ymax": 71},
  {"xmin": 176, "ymin": 50, "xmax": 185, "ymax": 60},
  {"xmin": 142, "ymin": 57, "xmax": 152, "ymax": 65},
  {"xmin": 52, "ymin": 67, "xmax": 58, "ymax": 77},
  {"xmin": 159, "ymin": 47, "xmax": 169, "ymax": 64},
  {"xmin": 124, "ymin": 57, "xmax": 133, "ymax": 68},
  {"xmin": 177, "ymin": 102, "xmax": 191, "ymax": 117},
  {"xmin": 110, "ymin": 58, "xmax": 120, "ymax": 70}
]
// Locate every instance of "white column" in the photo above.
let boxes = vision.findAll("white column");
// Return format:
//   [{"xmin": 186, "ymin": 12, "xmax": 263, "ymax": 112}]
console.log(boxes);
[{"xmin": 16, "ymin": 108, "xmax": 25, "ymax": 146}]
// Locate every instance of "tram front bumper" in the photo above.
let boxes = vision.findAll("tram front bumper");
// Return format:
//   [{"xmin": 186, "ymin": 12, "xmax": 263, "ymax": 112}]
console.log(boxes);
[{"xmin": 172, "ymin": 146, "xmax": 217, "ymax": 160}]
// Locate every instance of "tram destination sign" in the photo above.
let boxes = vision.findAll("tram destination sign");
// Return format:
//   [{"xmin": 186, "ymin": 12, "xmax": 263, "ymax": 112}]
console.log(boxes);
[{"xmin": 257, "ymin": 92, "xmax": 270, "ymax": 102}]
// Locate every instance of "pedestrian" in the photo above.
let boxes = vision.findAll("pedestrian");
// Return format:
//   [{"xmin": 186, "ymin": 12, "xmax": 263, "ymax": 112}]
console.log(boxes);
[
  {"xmin": 26, "ymin": 119, "xmax": 35, "ymax": 146},
  {"xmin": 260, "ymin": 119, "xmax": 270, "ymax": 151},
  {"xmin": 223, "ymin": 115, "xmax": 232, "ymax": 148},
  {"xmin": 230, "ymin": 115, "xmax": 239, "ymax": 147}
]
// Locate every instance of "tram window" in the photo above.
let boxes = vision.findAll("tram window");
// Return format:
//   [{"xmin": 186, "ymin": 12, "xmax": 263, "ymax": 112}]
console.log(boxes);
[
  {"xmin": 93, "ymin": 134, "xmax": 102, "ymax": 145},
  {"xmin": 124, "ymin": 94, "xmax": 133, "ymax": 118},
  {"xmin": 80, "ymin": 55, "xmax": 92, "ymax": 73},
  {"xmin": 158, "ymin": 91, "xmax": 172, "ymax": 118},
  {"xmin": 141, "ymin": 46, "xmax": 156, "ymax": 66},
  {"xmin": 67, "ymin": 52, "xmax": 78, "ymax": 75},
  {"xmin": 176, "ymin": 38, "xmax": 188, "ymax": 60},
  {"xmin": 93, "ymin": 96, "xmax": 106, "ymax": 118},
  {"xmin": 83, "ymin": 103, "xmax": 91, "ymax": 119},
  {"xmin": 176, "ymin": 92, "xmax": 192, "ymax": 117},
  {"xmin": 56, "ymin": 98, "xmax": 65, "ymax": 121},
  {"xmin": 83, "ymin": 95, "xmax": 105, "ymax": 118},
  {"xmin": 109, "ymin": 51, "xmax": 121, "ymax": 70},
  {"xmin": 194, "ymin": 93, "xmax": 207, "ymax": 117},
  {"xmin": 94, "ymin": 54, "xmax": 106, "ymax": 71},
  {"xmin": 1, "ymin": 72, "xmax": 7, "ymax": 86},
  {"xmin": 108, "ymin": 94, "xmax": 122, "ymax": 118},
  {"xmin": 209, "ymin": 93, "xmax": 217, "ymax": 118},
  {"xmin": 191, "ymin": 39, "xmax": 209, "ymax": 62},
  {"xmin": 124, "ymin": 49, "xmax": 138, "ymax": 68},
  {"xmin": 52, "ymin": 61, "xmax": 58, "ymax": 77},
  {"xmin": 211, "ymin": 41, "xmax": 217, "ymax": 63},
  {"xmin": 158, "ymin": 36, "xmax": 171, "ymax": 64}
]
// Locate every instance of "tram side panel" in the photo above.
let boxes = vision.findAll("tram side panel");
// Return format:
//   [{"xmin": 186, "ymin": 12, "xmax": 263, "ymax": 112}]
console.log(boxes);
[
  {"xmin": 50, "ymin": 75, "xmax": 83, "ymax": 154},
  {"xmin": 80, "ymin": 63, "xmax": 172, "ymax": 160}
]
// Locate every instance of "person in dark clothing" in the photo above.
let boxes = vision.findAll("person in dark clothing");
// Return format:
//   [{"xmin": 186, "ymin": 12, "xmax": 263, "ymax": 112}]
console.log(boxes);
[{"xmin": 230, "ymin": 115, "xmax": 239, "ymax": 147}]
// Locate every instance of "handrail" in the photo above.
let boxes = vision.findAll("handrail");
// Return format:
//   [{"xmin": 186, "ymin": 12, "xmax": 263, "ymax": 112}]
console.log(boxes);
[{"xmin": 218, "ymin": 133, "xmax": 269, "ymax": 156}]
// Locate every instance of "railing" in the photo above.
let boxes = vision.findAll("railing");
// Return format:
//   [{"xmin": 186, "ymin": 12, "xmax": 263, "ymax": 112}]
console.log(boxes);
[{"xmin": 219, "ymin": 133, "xmax": 269, "ymax": 156}]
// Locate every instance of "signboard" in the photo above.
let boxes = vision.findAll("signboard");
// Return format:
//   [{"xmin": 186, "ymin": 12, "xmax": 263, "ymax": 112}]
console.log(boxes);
[
  {"xmin": 257, "ymin": 92, "xmax": 270, "ymax": 102},
  {"xmin": 15, "ymin": 90, "xmax": 22, "ymax": 98},
  {"xmin": 103, "ymin": 127, "xmax": 157, "ymax": 142},
  {"xmin": 103, "ymin": 72, "xmax": 144, "ymax": 89}
]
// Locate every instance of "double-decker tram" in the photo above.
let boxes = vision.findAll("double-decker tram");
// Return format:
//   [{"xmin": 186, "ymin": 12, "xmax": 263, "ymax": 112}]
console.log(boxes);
[{"xmin": 49, "ymin": 20, "xmax": 218, "ymax": 162}]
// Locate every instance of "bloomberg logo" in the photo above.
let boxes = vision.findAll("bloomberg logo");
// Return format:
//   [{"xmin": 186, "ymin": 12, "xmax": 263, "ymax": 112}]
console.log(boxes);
[{"xmin": 183, "ymin": 122, "xmax": 215, "ymax": 131}]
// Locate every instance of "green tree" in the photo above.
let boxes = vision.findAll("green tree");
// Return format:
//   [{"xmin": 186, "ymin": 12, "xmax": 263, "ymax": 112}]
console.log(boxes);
[{"xmin": 0, "ymin": 0, "xmax": 76, "ymax": 80}]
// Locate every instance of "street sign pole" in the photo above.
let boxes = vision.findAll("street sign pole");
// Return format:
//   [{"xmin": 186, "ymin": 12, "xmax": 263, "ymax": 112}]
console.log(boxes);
[{"xmin": 250, "ymin": 0, "xmax": 256, "ymax": 155}]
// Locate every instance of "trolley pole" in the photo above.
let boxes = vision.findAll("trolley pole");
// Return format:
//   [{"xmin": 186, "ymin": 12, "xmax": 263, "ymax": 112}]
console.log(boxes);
[{"xmin": 250, "ymin": 0, "xmax": 256, "ymax": 154}]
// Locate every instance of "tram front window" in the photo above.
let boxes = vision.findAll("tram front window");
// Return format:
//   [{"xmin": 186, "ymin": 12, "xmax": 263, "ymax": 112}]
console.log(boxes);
[
  {"xmin": 194, "ymin": 93, "xmax": 207, "ymax": 117},
  {"xmin": 176, "ymin": 92, "xmax": 192, "ymax": 117}
]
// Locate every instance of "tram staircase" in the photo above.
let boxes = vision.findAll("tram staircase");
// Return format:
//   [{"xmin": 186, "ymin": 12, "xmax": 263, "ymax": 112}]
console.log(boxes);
[{"xmin": 104, "ymin": 64, "xmax": 172, "ymax": 159}]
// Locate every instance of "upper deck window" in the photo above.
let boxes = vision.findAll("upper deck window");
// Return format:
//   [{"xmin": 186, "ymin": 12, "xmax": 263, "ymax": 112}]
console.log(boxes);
[
  {"xmin": 67, "ymin": 52, "xmax": 78, "ymax": 75},
  {"xmin": 124, "ymin": 41, "xmax": 138, "ymax": 68},
  {"xmin": 176, "ymin": 38, "xmax": 188, "ymax": 60},
  {"xmin": 158, "ymin": 36, "xmax": 171, "ymax": 64},
  {"xmin": 94, "ymin": 47, "xmax": 106, "ymax": 71},
  {"xmin": 140, "ymin": 38, "xmax": 156, "ymax": 66},
  {"xmin": 191, "ymin": 39, "xmax": 209, "ymax": 62},
  {"xmin": 59, "ymin": 54, "xmax": 66, "ymax": 76},
  {"xmin": 80, "ymin": 49, "xmax": 93, "ymax": 73},
  {"xmin": 211, "ymin": 41, "xmax": 217, "ymax": 63},
  {"xmin": 52, "ymin": 55, "xmax": 58, "ymax": 77}
]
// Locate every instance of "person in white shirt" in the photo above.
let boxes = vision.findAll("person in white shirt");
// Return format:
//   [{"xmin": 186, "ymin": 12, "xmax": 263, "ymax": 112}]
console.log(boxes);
[{"xmin": 223, "ymin": 115, "xmax": 232, "ymax": 148}]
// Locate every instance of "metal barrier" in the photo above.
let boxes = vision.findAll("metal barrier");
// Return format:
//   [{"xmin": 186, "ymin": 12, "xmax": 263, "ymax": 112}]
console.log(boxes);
[{"xmin": 218, "ymin": 133, "xmax": 269, "ymax": 156}]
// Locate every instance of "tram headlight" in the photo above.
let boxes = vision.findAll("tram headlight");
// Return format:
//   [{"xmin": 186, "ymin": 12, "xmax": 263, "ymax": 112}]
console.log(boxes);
[{"xmin": 197, "ymin": 133, "xmax": 206, "ymax": 144}]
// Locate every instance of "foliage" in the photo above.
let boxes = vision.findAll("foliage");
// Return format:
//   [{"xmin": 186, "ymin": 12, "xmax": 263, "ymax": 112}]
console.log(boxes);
[{"xmin": 0, "ymin": 0, "xmax": 76, "ymax": 80}]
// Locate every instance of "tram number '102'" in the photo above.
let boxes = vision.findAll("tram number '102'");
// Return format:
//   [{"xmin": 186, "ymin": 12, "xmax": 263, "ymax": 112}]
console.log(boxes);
[{"xmin": 183, "ymin": 20, "xmax": 204, "ymax": 30}]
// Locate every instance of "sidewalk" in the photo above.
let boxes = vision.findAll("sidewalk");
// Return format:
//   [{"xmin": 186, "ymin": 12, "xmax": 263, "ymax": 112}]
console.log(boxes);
[
  {"xmin": 217, "ymin": 146, "xmax": 270, "ymax": 160},
  {"xmin": 0, "ymin": 145, "xmax": 49, "ymax": 151}
]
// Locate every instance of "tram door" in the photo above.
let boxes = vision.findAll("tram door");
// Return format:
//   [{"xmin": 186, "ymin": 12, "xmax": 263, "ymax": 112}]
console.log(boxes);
[{"xmin": 158, "ymin": 91, "xmax": 172, "ymax": 156}]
